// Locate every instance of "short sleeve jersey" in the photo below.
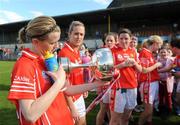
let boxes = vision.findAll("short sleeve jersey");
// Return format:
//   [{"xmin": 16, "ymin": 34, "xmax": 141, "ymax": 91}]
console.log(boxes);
[
  {"xmin": 8, "ymin": 48, "xmax": 73, "ymax": 125},
  {"xmin": 173, "ymin": 55, "xmax": 180, "ymax": 70},
  {"xmin": 138, "ymin": 48, "xmax": 160, "ymax": 83},
  {"xmin": 173, "ymin": 55, "xmax": 180, "ymax": 83},
  {"xmin": 58, "ymin": 42, "xmax": 84, "ymax": 101},
  {"xmin": 111, "ymin": 46, "xmax": 138, "ymax": 89}
]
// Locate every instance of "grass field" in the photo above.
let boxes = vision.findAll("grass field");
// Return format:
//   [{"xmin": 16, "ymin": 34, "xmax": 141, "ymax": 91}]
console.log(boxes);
[
  {"xmin": 0, "ymin": 61, "xmax": 180, "ymax": 125},
  {"xmin": 0, "ymin": 61, "xmax": 18, "ymax": 125}
]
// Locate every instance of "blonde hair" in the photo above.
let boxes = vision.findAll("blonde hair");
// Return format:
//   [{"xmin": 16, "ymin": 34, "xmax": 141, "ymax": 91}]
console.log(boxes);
[
  {"xmin": 141, "ymin": 38, "xmax": 149, "ymax": 49},
  {"xmin": 18, "ymin": 16, "xmax": 60, "ymax": 43},
  {"xmin": 148, "ymin": 35, "xmax": 163, "ymax": 46},
  {"xmin": 68, "ymin": 21, "xmax": 85, "ymax": 34}
]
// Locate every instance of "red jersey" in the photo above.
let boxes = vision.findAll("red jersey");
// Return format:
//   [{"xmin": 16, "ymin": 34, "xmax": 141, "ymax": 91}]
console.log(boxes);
[
  {"xmin": 8, "ymin": 48, "xmax": 74, "ymax": 125},
  {"xmin": 138, "ymin": 48, "xmax": 160, "ymax": 83},
  {"xmin": 111, "ymin": 46, "xmax": 138, "ymax": 89},
  {"xmin": 58, "ymin": 42, "xmax": 84, "ymax": 101},
  {"xmin": 173, "ymin": 55, "xmax": 180, "ymax": 68}
]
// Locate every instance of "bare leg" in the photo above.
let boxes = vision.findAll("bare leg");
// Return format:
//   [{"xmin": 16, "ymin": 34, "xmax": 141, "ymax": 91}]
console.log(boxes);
[
  {"xmin": 138, "ymin": 103, "xmax": 153, "ymax": 125},
  {"xmin": 75, "ymin": 116, "xmax": 86, "ymax": 125},
  {"xmin": 96, "ymin": 102, "xmax": 108, "ymax": 125},
  {"xmin": 109, "ymin": 111, "xmax": 122, "ymax": 125},
  {"xmin": 176, "ymin": 93, "xmax": 180, "ymax": 106},
  {"xmin": 121, "ymin": 109, "xmax": 133, "ymax": 125}
]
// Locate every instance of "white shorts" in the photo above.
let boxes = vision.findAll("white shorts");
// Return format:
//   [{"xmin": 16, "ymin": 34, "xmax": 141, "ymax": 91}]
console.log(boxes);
[
  {"xmin": 110, "ymin": 88, "xmax": 137, "ymax": 113},
  {"xmin": 102, "ymin": 89, "xmax": 111, "ymax": 104},
  {"xmin": 139, "ymin": 81, "xmax": 159, "ymax": 104},
  {"xmin": 74, "ymin": 95, "xmax": 86, "ymax": 117}
]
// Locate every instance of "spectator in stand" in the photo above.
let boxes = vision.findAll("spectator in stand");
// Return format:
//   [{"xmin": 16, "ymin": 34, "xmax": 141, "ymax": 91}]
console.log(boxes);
[
  {"xmin": 96, "ymin": 32, "xmax": 117, "ymax": 125},
  {"xmin": 0, "ymin": 48, "xmax": 4, "ymax": 60},
  {"xmin": 138, "ymin": 35, "xmax": 163, "ymax": 125},
  {"xmin": 14, "ymin": 44, "xmax": 18, "ymax": 55},
  {"xmin": 8, "ymin": 16, "xmax": 108, "ymax": 125}
]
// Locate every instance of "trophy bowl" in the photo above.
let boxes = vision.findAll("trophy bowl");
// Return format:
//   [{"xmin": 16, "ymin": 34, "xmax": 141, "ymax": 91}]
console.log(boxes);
[
  {"xmin": 91, "ymin": 48, "xmax": 114, "ymax": 81},
  {"xmin": 58, "ymin": 48, "xmax": 114, "ymax": 81}
]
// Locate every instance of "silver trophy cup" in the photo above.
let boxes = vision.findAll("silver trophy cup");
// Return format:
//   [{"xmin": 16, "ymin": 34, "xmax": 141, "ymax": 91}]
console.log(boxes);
[{"xmin": 58, "ymin": 48, "xmax": 114, "ymax": 81}]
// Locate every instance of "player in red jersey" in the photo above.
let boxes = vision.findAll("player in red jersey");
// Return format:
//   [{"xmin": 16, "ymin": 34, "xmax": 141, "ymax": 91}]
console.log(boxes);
[
  {"xmin": 58, "ymin": 21, "xmax": 88, "ymax": 125},
  {"xmin": 109, "ymin": 28, "xmax": 142, "ymax": 125},
  {"xmin": 138, "ymin": 35, "xmax": 163, "ymax": 125},
  {"xmin": 170, "ymin": 38, "xmax": 180, "ymax": 106},
  {"xmin": 96, "ymin": 32, "xmax": 117, "ymax": 125},
  {"xmin": 8, "ymin": 16, "xmax": 108, "ymax": 125}
]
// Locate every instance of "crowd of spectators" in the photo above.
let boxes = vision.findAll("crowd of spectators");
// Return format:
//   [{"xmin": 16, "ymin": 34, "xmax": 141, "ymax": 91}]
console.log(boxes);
[{"xmin": 0, "ymin": 45, "xmax": 25, "ymax": 60}]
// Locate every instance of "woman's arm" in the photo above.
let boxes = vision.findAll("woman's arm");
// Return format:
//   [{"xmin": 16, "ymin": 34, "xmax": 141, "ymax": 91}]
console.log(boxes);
[
  {"xmin": 134, "ymin": 61, "xmax": 142, "ymax": 72},
  {"xmin": 114, "ymin": 58, "xmax": 134, "ymax": 69},
  {"xmin": 65, "ymin": 81, "xmax": 109, "ymax": 96},
  {"xmin": 19, "ymin": 65, "xmax": 66, "ymax": 123},
  {"xmin": 142, "ymin": 62, "xmax": 162, "ymax": 73},
  {"xmin": 65, "ymin": 96, "xmax": 80, "ymax": 121},
  {"xmin": 158, "ymin": 64, "xmax": 173, "ymax": 73},
  {"xmin": 115, "ymin": 58, "xmax": 142, "ymax": 72}
]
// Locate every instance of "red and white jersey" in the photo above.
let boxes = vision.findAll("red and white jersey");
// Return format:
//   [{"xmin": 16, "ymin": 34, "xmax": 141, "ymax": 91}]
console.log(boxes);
[
  {"xmin": 8, "ymin": 48, "xmax": 73, "ymax": 125},
  {"xmin": 58, "ymin": 42, "xmax": 84, "ymax": 101},
  {"xmin": 174, "ymin": 55, "xmax": 180, "ymax": 68},
  {"xmin": 111, "ymin": 46, "xmax": 139, "ymax": 89},
  {"xmin": 138, "ymin": 48, "xmax": 160, "ymax": 83}
]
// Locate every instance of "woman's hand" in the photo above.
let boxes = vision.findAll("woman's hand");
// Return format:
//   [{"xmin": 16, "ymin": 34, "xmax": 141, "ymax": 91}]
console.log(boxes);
[
  {"xmin": 155, "ymin": 62, "xmax": 162, "ymax": 68},
  {"xmin": 93, "ymin": 79, "xmax": 111, "ymax": 86},
  {"xmin": 125, "ymin": 58, "xmax": 136, "ymax": 66},
  {"xmin": 83, "ymin": 91, "xmax": 88, "ymax": 98},
  {"xmin": 71, "ymin": 108, "xmax": 80, "ymax": 122},
  {"xmin": 46, "ymin": 65, "xmax": 67, "ymax": 91}
]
